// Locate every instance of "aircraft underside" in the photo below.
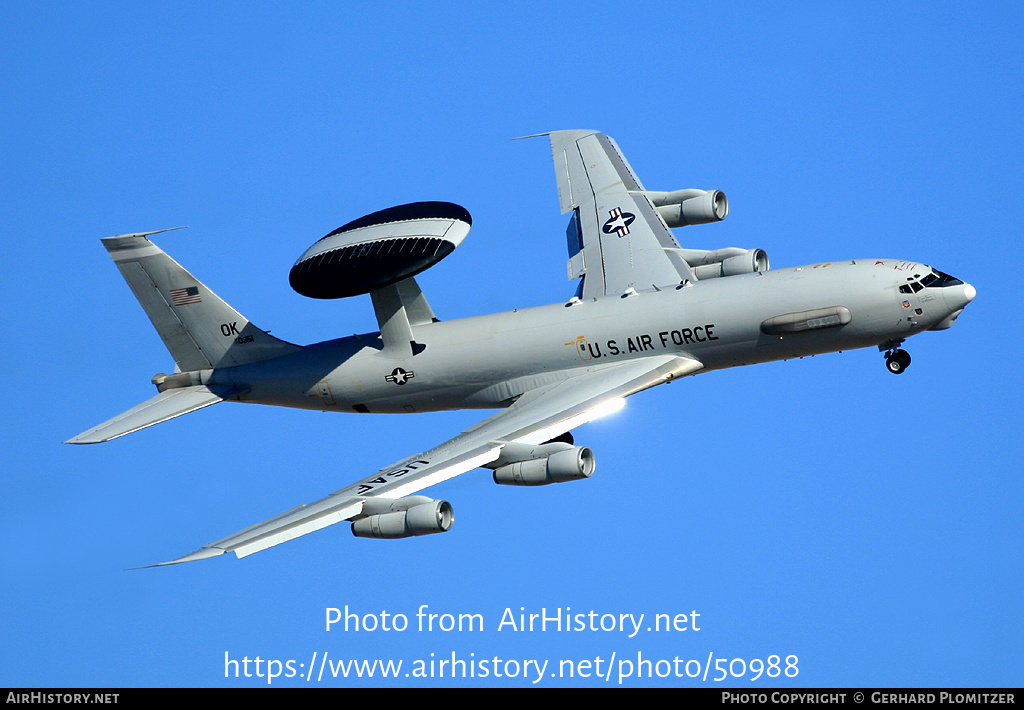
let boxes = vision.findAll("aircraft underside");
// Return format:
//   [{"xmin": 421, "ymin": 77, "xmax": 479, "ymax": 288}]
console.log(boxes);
[{"xmin": 66, "ymin": 130, "xmax": 974, "ymax": 565}]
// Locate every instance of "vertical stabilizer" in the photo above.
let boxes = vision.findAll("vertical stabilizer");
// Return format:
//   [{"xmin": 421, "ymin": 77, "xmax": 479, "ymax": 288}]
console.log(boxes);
[{"xmin": 101, "ymin": 231, "xmax": 301, "ymax": 371}]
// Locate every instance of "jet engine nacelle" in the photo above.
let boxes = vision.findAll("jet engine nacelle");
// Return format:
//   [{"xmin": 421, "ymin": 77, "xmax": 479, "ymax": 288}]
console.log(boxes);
[
  {"xmin": 644, "ymin": 189, "xmax": 729, "ymax": 227},
  {"xmin": 675, "ymin": 247, "xmax": 770, "ymax": 280},
  {"xmin": 490, "ymin": 444, "xmax": 595, "ymax": 486},
  {"xmin": 351, "ymin": 496, "xmax": 454, "ymax": 539}
]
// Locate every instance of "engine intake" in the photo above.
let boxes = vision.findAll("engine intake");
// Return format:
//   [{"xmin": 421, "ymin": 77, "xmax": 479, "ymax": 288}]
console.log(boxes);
[
  {"xmin": 674, "ymin": 247, "xmax": 770, "ymax": 280},
  {"xmin": 644, "ymin": 189, "xmax": 729, "ymax": 227},
  {"xmin": 351, "ymin": 496, "xmax": 454, "ymax": 539},
  {"xmin": 490, "ymin": 444, "xmax": 595, "ymax": 486}
]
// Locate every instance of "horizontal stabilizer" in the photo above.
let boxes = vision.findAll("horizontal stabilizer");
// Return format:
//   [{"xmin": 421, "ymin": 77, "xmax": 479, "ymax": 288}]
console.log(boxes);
[{"xmin": 65, "ymin": 384, "xmax": 248, "ymax": 445}]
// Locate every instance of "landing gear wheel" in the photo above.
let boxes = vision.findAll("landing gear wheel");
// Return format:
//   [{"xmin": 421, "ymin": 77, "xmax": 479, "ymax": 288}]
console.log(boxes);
[{"xmin": 885, "ymin": 349, "xmax": 911, "ymax": 375}]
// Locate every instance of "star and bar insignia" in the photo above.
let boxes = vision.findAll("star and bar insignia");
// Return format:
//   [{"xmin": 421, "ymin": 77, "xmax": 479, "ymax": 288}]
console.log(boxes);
[
  {"xmin": 385, "ymin": 367, "xmax": 415, "ymax": 385},
  {"xmin": 602, "ymin": 207, "xmax": 635, "ymax": 237}
]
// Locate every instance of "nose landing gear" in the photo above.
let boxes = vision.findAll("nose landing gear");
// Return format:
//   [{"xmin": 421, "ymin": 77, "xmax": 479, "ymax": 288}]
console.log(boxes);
[
  {"xmin": 885, "ymin": 349, "xmax": 911, "ymax": 374},
  {"xmin": 879, "ymin": 339, "xmax": 911, "ymax": 374}
]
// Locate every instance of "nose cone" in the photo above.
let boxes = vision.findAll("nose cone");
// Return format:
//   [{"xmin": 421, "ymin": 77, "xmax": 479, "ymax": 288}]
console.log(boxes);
[
  {"xmin": 931, "ymin": 281, "xmax": 976, "ymax": 331},
  {"xmin": 946, "ymin": 282, "xmax": 977, "ymax": 312}
]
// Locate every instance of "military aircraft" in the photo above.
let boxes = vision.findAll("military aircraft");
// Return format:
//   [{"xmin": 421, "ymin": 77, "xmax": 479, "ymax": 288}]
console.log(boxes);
[{"xmin": 67, "ymin": 130, "xmax": 976, "ymax": 565}]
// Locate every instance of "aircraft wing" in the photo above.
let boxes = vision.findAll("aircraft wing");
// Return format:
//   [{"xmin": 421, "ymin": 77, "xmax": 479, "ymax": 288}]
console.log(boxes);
[
  {"xmin": 153, "ymin": 354, "xmax": 703, "ymax": 566},
  {"xmin": 542, "ymin": 130, "xmax": 698, "ymax": 299}
]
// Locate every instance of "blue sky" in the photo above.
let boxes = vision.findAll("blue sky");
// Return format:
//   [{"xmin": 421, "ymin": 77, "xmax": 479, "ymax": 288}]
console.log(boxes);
[{"xmin": 2, "ymin": 1, "xmax": 1021, "ymax": 687}]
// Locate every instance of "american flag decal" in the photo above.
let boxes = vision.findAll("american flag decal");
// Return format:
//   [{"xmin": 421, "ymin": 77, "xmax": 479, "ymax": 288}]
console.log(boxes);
[{"xmin": 170, "ymin": 286, "xmax": 202, "ymax": 306}]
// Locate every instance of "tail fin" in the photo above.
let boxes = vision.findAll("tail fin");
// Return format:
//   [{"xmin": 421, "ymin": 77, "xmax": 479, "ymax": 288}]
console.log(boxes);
[{"xmin": 101, "ymin": 229, "xmax": 301, "ymax": 371}]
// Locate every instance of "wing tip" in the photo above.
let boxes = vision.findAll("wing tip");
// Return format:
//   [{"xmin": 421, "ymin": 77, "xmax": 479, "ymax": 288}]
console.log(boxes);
[
  {"xmin": 513, "ymin": 129, "xmax": 603, "ymax": 142},
  {"xmin": 127, "ymin": 546, "xmax": 228, "ymax": 570},
  {"xmin": 104, "ymin": 226, "xmax": 189, "ymax": 242}
]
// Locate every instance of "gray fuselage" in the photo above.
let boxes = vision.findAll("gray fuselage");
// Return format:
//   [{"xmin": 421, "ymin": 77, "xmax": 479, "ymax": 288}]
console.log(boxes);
[{"xmin": 207, "ymin": 258, "xmax": 971, "ymax": 416}]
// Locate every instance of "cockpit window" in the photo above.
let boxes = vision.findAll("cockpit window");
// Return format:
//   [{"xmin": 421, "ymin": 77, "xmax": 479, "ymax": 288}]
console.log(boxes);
[
  {"xmin": 902, "ymin": 269, "xmax": 964, "ymax": 292},
  {"xmin": 923, "ymin": 270, "xmax": 964, "ymax": 288},
  {"xmin": 900, "ymin": 269, "xmax": 964, "ymax": 293}
]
